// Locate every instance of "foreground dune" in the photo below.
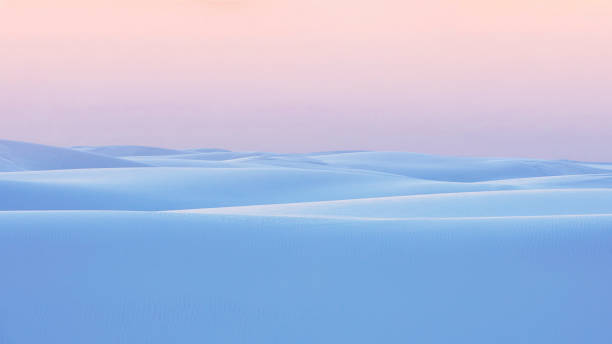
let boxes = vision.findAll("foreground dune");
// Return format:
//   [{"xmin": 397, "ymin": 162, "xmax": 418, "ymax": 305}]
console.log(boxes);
[{"xmin": 2, "ymin": 212, "xmax": 612, "ymax": 343}]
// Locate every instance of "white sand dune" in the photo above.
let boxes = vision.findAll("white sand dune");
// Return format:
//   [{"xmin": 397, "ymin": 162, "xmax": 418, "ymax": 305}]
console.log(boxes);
[
  {"xmin": 312, "ymin": 151, "xmax": 609, "ymax": 181},
  {"xmin": 2, "ymin": 139, "xmax": 612, "ymax": 343},
  {"xmin": 174, "ymin": 188, "xmax": 612, "ymax": 219},
  {"xmin": 0, "ymin": 139, "xmax": 145, "ymax": 172},
  {"xmin": 1, "ymin": 211, "xmax": 612, "ymax": 343},
  {"xmin": 0, "ymin": 166, "xmax": 510, "ymax": 210},
  {"xmin": 72, "ymin": 145, "xmax": 187, "ymax": 157},
  {"xmin": 2, "ymin": 165, "xmax": 611, "ymax": 211}
]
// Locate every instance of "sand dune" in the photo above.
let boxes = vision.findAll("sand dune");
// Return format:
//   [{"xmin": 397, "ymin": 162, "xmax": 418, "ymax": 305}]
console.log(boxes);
[
  {"xmin": 1, "ymin": 211, "xmax": 611, "ymax": 343},
  {"xmin": 0, "ymin": 166, "xmax": 512, "ymax": 210},
  {"xmin": 0, "ymin": 140, "xmax": 145, "ymax": 172},
  {"xmin": 2, "ymin": 139, "xmax": 612, "ymax": 343},
  {"xmin": 175, "ymin": 188, "xmax": 612, "ymax": 219},
  {"xmin": 72, "ymin": 145, "xmax": 187, "ymax": 157}
]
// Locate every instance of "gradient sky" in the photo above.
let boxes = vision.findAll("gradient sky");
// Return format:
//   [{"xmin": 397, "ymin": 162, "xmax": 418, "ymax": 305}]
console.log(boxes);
[{"xmin": 1, "ymin": 0, "xmax": 611, "ymax": 160}]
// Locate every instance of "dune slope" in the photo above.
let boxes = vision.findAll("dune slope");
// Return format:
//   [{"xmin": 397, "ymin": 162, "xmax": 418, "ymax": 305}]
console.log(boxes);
[
  {"xmin": 1, "ymin": 212, "xmax": 611, "ymax": 343},
  {"xmin": 175, "ymin": 188, "xmax": 612, "ymax": 219},
  {"xmin": 0, "ymin": 140, "xmax": 145, "ymax": 172}
]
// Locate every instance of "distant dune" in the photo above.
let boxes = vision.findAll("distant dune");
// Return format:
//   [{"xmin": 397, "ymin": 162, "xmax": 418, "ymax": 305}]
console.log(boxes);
[
  {"xmin": 72, "ymin": 145, "xmax": 232, "ymax": 157},
  {"xmin": 0, "ymin": 139, "xmax": 145, "ymax": 172},
  {"xmin": 72, "ymin": 145, "xmax": 187, "ymax": 157},
  {"xmin": 312, "ymin": 151, "xmax": 608, "ymax": 181}
]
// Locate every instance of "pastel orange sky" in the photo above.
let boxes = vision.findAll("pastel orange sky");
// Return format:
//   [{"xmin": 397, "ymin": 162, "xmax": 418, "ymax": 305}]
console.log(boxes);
[{"xmin": 1, "ymin": 0, "xmax": 611, "ymax": 160}]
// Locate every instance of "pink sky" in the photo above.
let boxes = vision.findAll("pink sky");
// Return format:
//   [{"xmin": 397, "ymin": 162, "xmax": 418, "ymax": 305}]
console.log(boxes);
[{"xmin": 1, "ymin": 0, "xmax": 611, "ymax": 160}]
